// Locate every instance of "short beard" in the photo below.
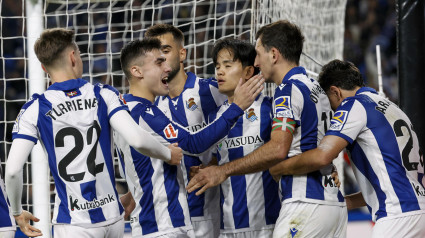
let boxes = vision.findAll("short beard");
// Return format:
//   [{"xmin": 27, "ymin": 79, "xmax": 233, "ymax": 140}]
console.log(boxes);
[{"xmin": 166, "ymin": 66, "xmax": 180, "ymax": 83}]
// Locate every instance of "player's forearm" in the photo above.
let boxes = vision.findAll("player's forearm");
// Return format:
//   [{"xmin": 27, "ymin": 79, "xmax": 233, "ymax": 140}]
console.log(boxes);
[
  {"xmin": 5, "ymin": 139, "xmax": 34, "ymax": 215},
  {"xmin": 222, "ymin": 138, "xmax": 285, "ymax": 176},
  {"xmin": 181, "ymin": 103, "xmax": 243, "ymax": 154},
  {"xmin": 275, "ymin": 150, "xmax": 328, "ymax": 176},
  {"xmin": 345, "ymin": 192, "xmax": 367, "ymax": 210}
]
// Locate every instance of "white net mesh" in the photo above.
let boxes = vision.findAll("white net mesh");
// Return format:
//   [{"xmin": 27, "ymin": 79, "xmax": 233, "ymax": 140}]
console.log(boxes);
[{"xmin": 1, "ymin": 0, "xmax": 346, "ymax": 235}]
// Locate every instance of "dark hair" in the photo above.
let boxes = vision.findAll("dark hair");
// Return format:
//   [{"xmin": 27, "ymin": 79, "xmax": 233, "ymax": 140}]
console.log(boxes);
[
  {"xmin": 318, "ymin": 59, "xmax": 365, "ymax": 92},
  {"xmin": 255, "ymin": 20, "xmax": 304, "ymax": 65},
  {"xmin": 145, "ymin": 24, "xmax": 184, "ymax": 45},
  {"xmin": 34, "ymin": 28, "xmax": 76, "ymax": 67},
  {"xmin": 212, "ymin": 38, "xmax": 260, "ymax": 75},
  {"xmin": 120, "ymin": 38, "xmax": 162, "ymax": 79}
]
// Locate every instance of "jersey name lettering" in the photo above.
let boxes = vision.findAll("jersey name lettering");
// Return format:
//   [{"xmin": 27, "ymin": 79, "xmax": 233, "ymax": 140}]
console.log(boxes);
[{"xmin": 46, "ymin": 98, "xmax": 98, "ymax": 120}]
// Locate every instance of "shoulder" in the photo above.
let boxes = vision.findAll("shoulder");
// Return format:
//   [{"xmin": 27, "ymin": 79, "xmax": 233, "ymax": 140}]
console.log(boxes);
[
  {"xmin": 198, "ymin": 77, "xmax": 218, "ymax": 88},
  {"xmin": 21, "ymin": 93, "xmax": 41, "ymax": 110}
]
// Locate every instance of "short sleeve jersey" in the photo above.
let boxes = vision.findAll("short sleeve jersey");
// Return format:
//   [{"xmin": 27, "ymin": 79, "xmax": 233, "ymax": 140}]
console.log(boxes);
[
  {"xmin": 273, "ymin": 67, "xmax": 344, "ymax": 205},
  {"xmin": 12, "ymin": 78, "xmax": 127, "ymax": 227},
  {"xmin": 326, "ymin": 87, "xmax": 425, "ymax": 221}
]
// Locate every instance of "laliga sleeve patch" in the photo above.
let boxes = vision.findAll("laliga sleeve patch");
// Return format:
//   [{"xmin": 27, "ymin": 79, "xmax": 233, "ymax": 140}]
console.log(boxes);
[
  {"xmin": 329, "ymin": 110, "xmax": 348, "ymax": 131},
  {"xmin": 274, "ymin": 96, "xmax": 293, "ymax": 118},
  {"xmin": 163, "ymin": 123, "xmax": 179, "ymax": 139},
  {"xmin": 272, "ymin": 117, "xmax": 296, "ymax": 135},
  {"xmin": 12, "ymin": 109, "xmax": 26, "ymax": 133}
]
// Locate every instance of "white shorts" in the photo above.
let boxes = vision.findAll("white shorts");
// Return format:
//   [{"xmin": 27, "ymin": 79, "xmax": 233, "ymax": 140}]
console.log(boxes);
[
  {"xmin": 219, "ymin": 228, "xmax": 273, "ymax": 238},
  {"xmin": 53, "ymin": 218, "xmax": 124, "ymax": 238},
  {"xmin": 372, "ymin": 211, "xmax": 425, "ymax": 238},
  {"xmin": 0, "ymin": 231, "xmax": 15, "ymax": 238},
  {"xmin": 273, "ymin": 201, "xmax": 347, "ymax": 238},
  {"xmin": 145, "ymin": 227, "xmax": 195, "ymax": 238},
  {"xmin": 192, "ymin": 218, "xmax": 219, "ymax": 238}
]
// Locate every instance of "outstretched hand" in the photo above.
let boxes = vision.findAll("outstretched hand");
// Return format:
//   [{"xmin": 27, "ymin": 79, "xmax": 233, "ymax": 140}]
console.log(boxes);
[
  {"xmin": 186, "ymin": 165, "xmax": 227, "ymax": 196},
  {"xmin": 167, "ymin": 143, "xmax": 182, "ymax": 165},
  {"xmin": 14, "ymin": 210, "xmax": 42, "ymax": 237},
  {"xmin": 233, "ymin": 75, "xmax": 265, "ymax": 111}
]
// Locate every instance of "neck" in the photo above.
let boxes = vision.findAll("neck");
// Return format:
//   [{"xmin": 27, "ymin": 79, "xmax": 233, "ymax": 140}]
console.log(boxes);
[
  {"xmin": 48, "ymin": 68, "xmax": 80, "ymax": 84},
  {"xmin": 272, "ymin": 61, "xmax": 298, "ymax": 85},
  {"xmin": 168, "ymin": 67, "xmax": 187, "ymax": 98},
  {"xmin": 342, "ymin": 87, "xmax": 361, "ymax": 100},
  {"xmin": 227, "ymin": 93, "xmax": 235, "ymax": 104},
  {"xmin": 129, "ymin": 81, "xmax": 155, "ymax": 103}
]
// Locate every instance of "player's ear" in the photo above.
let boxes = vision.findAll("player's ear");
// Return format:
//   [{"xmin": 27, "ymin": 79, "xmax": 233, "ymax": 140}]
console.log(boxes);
[
  {"xmin": 70, "ymin": 50, "xmax": 76, "ymax": 67},
  {"xmin": 179, "ymin": 47, "xmax": 187, "ymax": 62},
  {"xmin": 130, "ymin": 65, "xmax": 143, "ymax": 79},
  {"xmin": 243, "ymin": 66, "xmax": 255, "ymax": 80},
  {"xmin": 329, "ymin": 86, "xmax": 342, "ymax": 100},
  {"xmin": 271, "ymin": 47, "xmax": 279, "ymax": 64}
]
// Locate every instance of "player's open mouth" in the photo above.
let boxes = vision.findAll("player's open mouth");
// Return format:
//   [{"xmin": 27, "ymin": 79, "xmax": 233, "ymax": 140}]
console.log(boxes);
[
  {"xmin": 161, "ymin": 77, "xmax": 168, "ymax": 85},
  {"xmin": 217, "ymin": 78, "xmax": 225, "ymax": 84}
]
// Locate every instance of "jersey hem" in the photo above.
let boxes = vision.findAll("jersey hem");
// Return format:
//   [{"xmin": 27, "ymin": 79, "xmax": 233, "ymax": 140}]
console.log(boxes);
[
  {"xmin": 132, "ymin": 225, "xmax": 193, "ymax": 238},
  {"xmin": 53, "ymin": 214, "xmax": 123, "ymax": 228},
  {"xmin": 375, "ymin": 209, "xmax": 425, "ymax": 222},
  {"xmin": 282, "ymin": 198, "xmax": 346, "ymax": 207},
  {"xmin": 220, "ymin": 225, "xmax": 274, "ymax": 234}
]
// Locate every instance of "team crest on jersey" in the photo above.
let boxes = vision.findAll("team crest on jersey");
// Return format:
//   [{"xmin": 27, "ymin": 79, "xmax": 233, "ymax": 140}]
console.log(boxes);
[
  {"xmin": 329, "ymin": 110, "xmax": 348, "ymax": 131},
  {"xmin": 245, "ymin": 108, "xmax": 258, "ymax": 122},
  {"xmin": 12, "ymin": 109, "xmax": 25, "ymax": 133},
  {"xmin": 274, "ymin": 96, "xmax": 293, "ymax": 118},
  {"xmin": 186, "ymin": 98, "xmax": 198, "ymax": 111},
  {"xmin": 163, "ymin": 123, "xmax": 178, "ymax": 139},
  {"xmin": 64, "ymin": 89, "xmax": 81, "ymax": 98},
  {"xmin": 217, "ymin": 143, "xmax": 223, "ymax": 151}
]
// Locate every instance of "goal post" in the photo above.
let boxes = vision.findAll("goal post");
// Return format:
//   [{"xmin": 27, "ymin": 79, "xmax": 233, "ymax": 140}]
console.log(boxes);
[{"xmin": 1, "ymin": 1, "xmax": 347, "ymax": 236}]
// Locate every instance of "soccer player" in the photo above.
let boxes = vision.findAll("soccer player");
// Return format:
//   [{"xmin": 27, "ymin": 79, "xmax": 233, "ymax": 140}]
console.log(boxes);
[
  {"xmin": 116, "ymin": 38, "xmax": 263, "ymax": 237},
  {"xmin": 145, "ymin": 24, "xmax": 227, "ymax": 237},
  {"xmin": 0, "ymin": 166, "xmax": 16, "ymax": 238},
  {"xmin": 269, "ymin": 59, "xmax": 425, "ymax": 238},
  {"xmin": 5, "ymin": 28, "xmax": 182, "ymax": 238},
  {"xmin": 187, "ymin": 20, "xmax": 347, "ymax": 238},
  {"xmin": 205, "ymin": 38, "xmax": 281, "ymax": 237}
]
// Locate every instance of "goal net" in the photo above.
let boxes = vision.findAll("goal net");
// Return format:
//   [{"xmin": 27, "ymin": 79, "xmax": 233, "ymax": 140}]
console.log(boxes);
[{"xmin": 0, "ymin": 0, "xmax": 346, "ymax": 236}]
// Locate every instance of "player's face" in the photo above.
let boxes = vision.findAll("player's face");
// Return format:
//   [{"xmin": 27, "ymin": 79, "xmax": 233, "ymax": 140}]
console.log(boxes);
[
  {"xmin": 254, "ymin": 38, "xmax": 273, "ymax": 83},
  {"xmin": 141, "ymin": 49, "xmax": 171, "ymax": 97},
  {"xmin": 215, "ymin": 49, "xmax": 247, "ymax": 97},
  {"xmin": 156, "ymin": 33, "xmax": 184, "ymax": 82}
]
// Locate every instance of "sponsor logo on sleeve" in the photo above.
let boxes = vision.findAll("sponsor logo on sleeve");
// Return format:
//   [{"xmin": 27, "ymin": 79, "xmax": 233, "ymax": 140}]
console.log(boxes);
[
  {"xmin": 119, "ymin": 93, "xmax": 127, "ymax": 105},
  {"xmin": 329, "ymin": 110, "xmax": 348, "ymax": 131},
  {"xmin": 274, "ymin": 96, "xmax": 293, "ymax": 118},
  {"xmin": 163, "ymin": 123, "xmax": 178, "ymax": 139},
  {"xmin": 12, "ymin": 109, "xmax": 26, "ymax": 133}
]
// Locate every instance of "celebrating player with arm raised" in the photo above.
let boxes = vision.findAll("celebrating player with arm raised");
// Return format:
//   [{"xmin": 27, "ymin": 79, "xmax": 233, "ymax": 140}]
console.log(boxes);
[
  {"xmin": 5, "ymin": 28, "xmax": 182, "ymax": 238},
  {"xmin": 115, "ymin": 38, "xmax": 263, "ymax": 238}
]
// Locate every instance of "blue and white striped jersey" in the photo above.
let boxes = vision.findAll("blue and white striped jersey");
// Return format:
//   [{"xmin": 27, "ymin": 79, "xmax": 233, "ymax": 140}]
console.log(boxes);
[
  {"xmin": 209, "ymin": 94, "xmax": 281, "ymax": 233},
  {"xmin": 0, "ymin": 166, "xmax": 15, "ymax": 232},
  {"xmin": 155, "ymin": 72, "xmax": 226, "ymax": 220},
  {"xmin": 274, "ymin": 67, "xmax": 344, "ymax": 205},
  {"xmin": 326, "ymin": 87, "xmax": 425, "ymax": 221},
  {"xmin": 115, "ymin": 94, "xmax": 243, "ymax": 236},
  {"xmin": 12, "ymin": 78, "xmax": 126, "ymax": 227}
]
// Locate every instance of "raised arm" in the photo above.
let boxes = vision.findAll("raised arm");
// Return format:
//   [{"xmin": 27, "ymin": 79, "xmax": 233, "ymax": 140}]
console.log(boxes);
[
  {"xmin": 269, "ymin": 135, "xmax": 348, "ymax": 176},
  {"xmin": 110, "ymin": 110, "xmax": 181, "ymax": 165}
]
